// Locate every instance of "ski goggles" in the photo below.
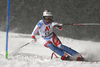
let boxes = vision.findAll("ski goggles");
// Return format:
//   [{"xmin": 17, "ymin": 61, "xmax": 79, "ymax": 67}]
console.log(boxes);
[{"xmin": 43, "ymin": 16, "xmax": 53, "ymax": 20}]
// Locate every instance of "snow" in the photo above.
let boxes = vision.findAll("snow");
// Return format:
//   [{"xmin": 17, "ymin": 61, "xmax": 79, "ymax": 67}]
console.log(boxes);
[{"xmin": 0, "ymin": 31, "xmax": 100, "ymax": 67}]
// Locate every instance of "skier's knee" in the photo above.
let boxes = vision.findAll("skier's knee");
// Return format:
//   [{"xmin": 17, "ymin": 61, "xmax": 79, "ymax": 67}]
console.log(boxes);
[
  {"xmin": 57, "ymin": 44, "xmax": 62, "ymax": 48},
  {"xmin": 44, "ymin": 41, "xmax": 52, "ymax": 48}
]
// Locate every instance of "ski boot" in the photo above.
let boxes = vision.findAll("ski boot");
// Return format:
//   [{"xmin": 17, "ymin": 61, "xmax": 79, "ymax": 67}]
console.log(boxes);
[
  {"xmin": 61, "ymin": 54, "xmax": 70, "ymax": 60},
  {"xmin": 76, "ymin": 56, "xmax": 85, "ymax": 61}
]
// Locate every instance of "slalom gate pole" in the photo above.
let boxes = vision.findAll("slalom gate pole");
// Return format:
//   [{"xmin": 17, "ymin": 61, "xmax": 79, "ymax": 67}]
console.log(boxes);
[
  {"xmin": 63, "ymin": 23, "xmax": 100, "ymax": 26},
  {"xmin": 5, "ymin": 0, "xmax": 10, "ymax": 59},
  {"xmin": 51, "ymin": 52, "xmax": 58, "ymax": 59}
]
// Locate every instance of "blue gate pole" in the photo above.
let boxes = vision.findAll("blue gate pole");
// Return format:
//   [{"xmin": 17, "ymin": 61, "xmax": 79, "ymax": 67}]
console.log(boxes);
[{"xmin": 5, "ymin": 0, "xmax": 10, "ymax": 59}]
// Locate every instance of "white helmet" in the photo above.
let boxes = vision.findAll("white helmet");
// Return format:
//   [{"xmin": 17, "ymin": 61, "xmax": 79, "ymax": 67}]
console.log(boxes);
[{"xmin": 43, "ymin": 10, "xmax": 53, "ymax": 17}]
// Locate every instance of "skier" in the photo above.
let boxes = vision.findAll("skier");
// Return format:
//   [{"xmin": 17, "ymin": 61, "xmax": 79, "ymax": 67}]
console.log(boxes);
[{"xmin": 31, "ymin": 10, "xmax": 84, "ymax": 61}]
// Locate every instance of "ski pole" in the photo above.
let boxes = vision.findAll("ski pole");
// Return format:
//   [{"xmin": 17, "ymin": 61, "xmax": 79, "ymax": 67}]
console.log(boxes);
[
  {"xmin": 10, "ymin": 41, "xmax": 32, "ymax": 54},
  {"xmin": 63, "ymin": 23, "xmax": 100, "ymax": 25},
  {"xmin": 17, "ymin": 42, "xmax": 30, "ymax": 50}
]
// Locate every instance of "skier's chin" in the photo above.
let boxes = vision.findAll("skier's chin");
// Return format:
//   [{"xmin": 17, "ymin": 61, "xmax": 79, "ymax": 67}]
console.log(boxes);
[{"xmin": 45, "ymin": 20, "xmax": 51, "ymax": 24}]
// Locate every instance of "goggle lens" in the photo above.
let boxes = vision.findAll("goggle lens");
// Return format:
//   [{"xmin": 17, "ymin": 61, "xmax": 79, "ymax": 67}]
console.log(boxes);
[{"xmin": 44, "ymin": 16, "xmax": 53, "ymax": 20}]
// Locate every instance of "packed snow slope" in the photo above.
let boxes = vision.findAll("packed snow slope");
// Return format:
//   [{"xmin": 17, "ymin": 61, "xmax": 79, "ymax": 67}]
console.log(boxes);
[{"xmin": 0, "ymin": 31, "xmax": 100, "ymax": 67}]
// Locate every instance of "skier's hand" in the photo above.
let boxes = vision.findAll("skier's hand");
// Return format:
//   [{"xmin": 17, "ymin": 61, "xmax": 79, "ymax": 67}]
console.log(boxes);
[
  {"xmin": 52, "ymin": 22, "xmax": 62, "ymax": 27},
  {"xmin": 31, "ymin": 36, "xmax": 37, "ymax": 42}
]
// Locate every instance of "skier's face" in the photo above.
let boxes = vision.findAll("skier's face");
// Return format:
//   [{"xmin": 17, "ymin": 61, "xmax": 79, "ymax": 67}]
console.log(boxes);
[
  {"xmin": 44, "ymin": 16, "xmax": 52, "ymax": 24},
  {"xmin": 45, "ymin": 19, "xmax": 51, "ymax": 24}
]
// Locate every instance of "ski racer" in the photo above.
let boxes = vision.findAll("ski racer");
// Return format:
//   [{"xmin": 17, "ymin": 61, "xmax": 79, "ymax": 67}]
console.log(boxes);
[{"xmin": 31, "ymin": 10, "xmax": 84, "ymax": 61}]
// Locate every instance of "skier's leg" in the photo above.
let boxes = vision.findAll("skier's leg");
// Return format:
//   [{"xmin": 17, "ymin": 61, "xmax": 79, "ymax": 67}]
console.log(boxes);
[
  {"xmin": 52, "ymin": 33, "xmax": 62, "ymax": 47},
  {"xmin": 51, "ymin": 33, "xmax": 84, "ymax": 61},
  {"xmin": 41, "ymin": 37, "xmax": 64, "ymax": 56},
  {"xmin": 44, "ymin": 41, "xmax": 69, "ymax": 60},
  {"xmin": 60, "ymin": 45, "xmax": 78, "ymax": 56},
  {"xmin": 51, "ymin": 33, "xmax": 70, "ymax": 60},
  {"xmin": 44, "ymin": 41, "xmax": 64, "ymax": 56},
  {"xmin": 51, "ymin": 33, "xmax": 77, "ymax": 55},
  {"xmin": 60, "ymin": 45, "xmax": 84, "ymax": 61}
]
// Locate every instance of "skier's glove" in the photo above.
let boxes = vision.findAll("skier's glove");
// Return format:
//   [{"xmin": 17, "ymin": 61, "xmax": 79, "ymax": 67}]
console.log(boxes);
[
  {"xmin": 52, "ymin": 22, "xmax": 63, "ymax": 27},
  {"xmin": 31, "ymin": 36, "xmax": 37, "ymax": 42}
]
